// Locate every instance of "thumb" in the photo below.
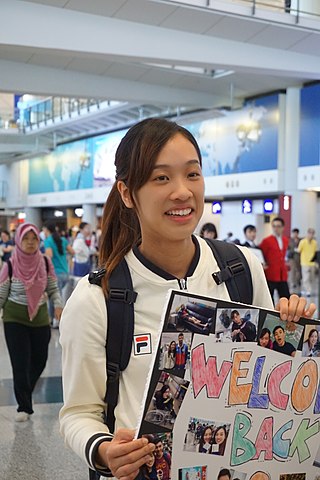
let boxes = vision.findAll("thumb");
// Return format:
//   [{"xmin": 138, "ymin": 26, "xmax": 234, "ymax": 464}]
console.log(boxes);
[{"xmin": 113, "ymin": 428, "xmax": 135, "ymax": 443}]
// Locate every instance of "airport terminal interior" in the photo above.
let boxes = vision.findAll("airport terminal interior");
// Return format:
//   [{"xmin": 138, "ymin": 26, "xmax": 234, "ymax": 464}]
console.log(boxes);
[{"xmin": 1, "ymin": 0, "xmax": 320, "ymax": 479}]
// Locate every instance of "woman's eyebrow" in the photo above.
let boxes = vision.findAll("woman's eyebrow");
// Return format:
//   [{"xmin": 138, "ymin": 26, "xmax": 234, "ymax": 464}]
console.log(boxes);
[{"xmin": 153, "ymin": 159, "xmax": 200, "ymax": 170}]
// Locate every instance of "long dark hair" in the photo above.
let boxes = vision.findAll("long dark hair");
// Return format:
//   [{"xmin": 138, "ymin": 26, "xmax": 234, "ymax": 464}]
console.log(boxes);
[
  {"xmin": 99, "ymin": 118, "xmax": 202, "ymax": 293},
  {"xmin": 198, "ymin": 425, "xmax": 213, "ymax": 451},
  {"xmin": 45, "ymin": 222, "xmax": 63, "ymax": 255},
  {"xmin": 213, "ymin": 425, "xmax": 228, "ymax": 455}
]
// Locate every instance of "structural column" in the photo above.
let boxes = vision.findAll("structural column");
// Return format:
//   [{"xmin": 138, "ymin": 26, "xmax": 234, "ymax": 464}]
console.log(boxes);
[
  {"xmin": 24, "ymin": 207, "xmax": 42, "ymax": 227},
  {"xmin": 82, "ymin": 203, "xmax": 97, "ymax": 228},
  {"xmin": 279, "ymin": 87, "xmax": 317, "ymax": 236}
]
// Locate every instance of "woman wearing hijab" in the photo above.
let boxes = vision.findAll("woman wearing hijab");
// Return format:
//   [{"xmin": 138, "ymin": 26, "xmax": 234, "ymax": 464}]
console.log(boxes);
[{"xmin": 0, "ymin": 223, "xmax": 63, "ymax": 422}]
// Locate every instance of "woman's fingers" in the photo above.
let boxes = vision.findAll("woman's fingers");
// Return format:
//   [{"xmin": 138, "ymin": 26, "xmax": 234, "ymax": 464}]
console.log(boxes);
[{"xmin": 276, "ymin": 294, "xmax": 317, "ymax": 322}]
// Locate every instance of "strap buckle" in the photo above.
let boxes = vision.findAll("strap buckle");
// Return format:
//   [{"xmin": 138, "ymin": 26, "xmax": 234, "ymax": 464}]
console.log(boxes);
[
  {"xmin": 109, "ymin": 288, "xmax": 138, "ymax": 304},
  {"xmin": 212, "ymin": 262, "xmax": 245, "ymax": 286},
  {"xmin": 107, "ymin": 361, "xmax": 121, "ymax": 383}
]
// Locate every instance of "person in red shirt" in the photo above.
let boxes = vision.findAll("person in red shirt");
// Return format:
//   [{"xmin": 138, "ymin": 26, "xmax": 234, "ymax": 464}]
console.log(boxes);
[
  {"xmin": 154, "ymin": 438, "xmax": 171, "ymax": 480},
  {"xmin": 259, "ymin": 217, "xmax": 290, "ymax": 302}
]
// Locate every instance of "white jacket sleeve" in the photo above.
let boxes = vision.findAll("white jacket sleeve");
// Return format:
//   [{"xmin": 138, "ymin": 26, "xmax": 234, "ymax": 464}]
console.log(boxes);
[{"xmin": 59, "ymin": 276, "xmax": 113, "ymax": 473}]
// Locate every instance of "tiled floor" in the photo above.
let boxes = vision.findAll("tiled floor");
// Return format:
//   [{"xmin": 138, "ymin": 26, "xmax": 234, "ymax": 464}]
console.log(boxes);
[
  {"xmin": 0, "ymin": 325, "xmax": 88, "ymax": 480},
  {"xmin": 0, "ymin": 277, "xmax": 318, "ymax": 480}
]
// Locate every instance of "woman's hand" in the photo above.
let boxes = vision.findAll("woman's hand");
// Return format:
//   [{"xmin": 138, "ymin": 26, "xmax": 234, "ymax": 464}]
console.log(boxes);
[
  {"xmin": 54, "ymin": 306, "xmax": 63, "ymax": 321},
  {"xmin": 275, "ymin": 294, "xmax": 317, "ymax": 322},
  {"xmin": 97, "ymin": 428, "xmax": 155, "ymax": 480}
]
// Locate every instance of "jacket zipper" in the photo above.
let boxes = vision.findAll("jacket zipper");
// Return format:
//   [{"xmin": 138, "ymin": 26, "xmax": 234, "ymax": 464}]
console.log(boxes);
[{"xmin": 178, "ymin": 278, "xmax": 187, "ymax": 290}]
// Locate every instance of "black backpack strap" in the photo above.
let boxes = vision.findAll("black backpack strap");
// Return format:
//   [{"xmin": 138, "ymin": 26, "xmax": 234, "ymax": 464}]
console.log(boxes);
[
  {"xmin": 43, "ymin": 254, "xmax": 49, "ymax": 273},
  {"xmin": 88, "ymin": 259, "xmax": 137, "ymax": 433},
  {"xmin": 205, "ymin": 238, "xmax": 253, "ymax": 305},
  {"xmin": 7, "ymin": 258, "xmax": 13, "ymax": 280}
]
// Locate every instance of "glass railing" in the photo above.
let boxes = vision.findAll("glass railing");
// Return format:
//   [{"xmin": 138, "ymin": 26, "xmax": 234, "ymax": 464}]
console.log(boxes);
[
  {"xmin": 165, "ymin": 0, "xmax": 320, "ymax": 25},
  {"xmin": 17, "ymin": 97, "xmax": 122, "ymax": 132}
]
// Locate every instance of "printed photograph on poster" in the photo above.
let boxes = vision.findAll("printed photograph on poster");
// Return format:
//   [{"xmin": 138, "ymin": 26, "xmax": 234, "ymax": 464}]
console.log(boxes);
[
  {"xmin": 183, "ymin": 417, "xmax": 230, "ymax": 456},
  {"xmin": 301, "ymin": 324, "xmax": 320, "ymax": 357},
  {"xmin": 158, "ymin": 332, "xmax": 192, "ymax": 378},
  {"xmin": 215, "ymin": 308, "xmax": 259, "ymax": 343},
  {"xmin": 140, "ymin": 432, "xmax": 172, "ymax": 480},
  {"xmin": 178, "ymin": 465, "xmax": 207, "ymax": 480},
  {"xmin": 216, "ymin": 467, "xmax": 247, "ymax": 479},
  {"xmin": 144, "ymin": 371, "xmax": 189, "ymax": 430},
  {"xmin": 260, "ymin": 313, "xmax": 304, "ymax": 356},
  {"xmin": 165, "ymin": 294, "xmax": 216, "ymax": 335}
]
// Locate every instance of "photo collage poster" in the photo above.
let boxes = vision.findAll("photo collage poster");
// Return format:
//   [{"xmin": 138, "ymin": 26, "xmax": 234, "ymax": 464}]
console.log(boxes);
[{"xmin": 136, "ymin": 289, "xmax": 320, "ymax": 480}]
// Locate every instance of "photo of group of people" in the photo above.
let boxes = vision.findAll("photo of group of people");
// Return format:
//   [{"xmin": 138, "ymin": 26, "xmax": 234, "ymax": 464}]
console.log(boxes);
[
  {"xmin": 257, "ymin": 313, "xmax": 305, "ymax": 357},
  {"xmin": 159, "ymin": 332, "xmax": 192, "ymax": 378},
  {"xmin": 138, "ymin": 432, "xmax": 172, "ymax": 480},
  {"xmin": 183, "ymin": 417, "xmax": 230, "ymax": 456}
]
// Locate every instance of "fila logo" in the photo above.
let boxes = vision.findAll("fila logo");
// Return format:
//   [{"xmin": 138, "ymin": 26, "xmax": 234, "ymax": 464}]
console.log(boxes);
[{"xmin": 134, "ymin": 333, "xmax": 152, "ymax": 355}]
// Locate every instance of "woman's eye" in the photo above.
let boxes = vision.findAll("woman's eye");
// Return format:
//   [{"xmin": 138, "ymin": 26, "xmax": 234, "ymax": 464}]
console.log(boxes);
[
  {"xmin": 188, "ymin": 171, "xmax": 201, "ymax": 178},
  {"xmin": 154, "ymin": 175, "xmax": 169, "ymax": 182}
]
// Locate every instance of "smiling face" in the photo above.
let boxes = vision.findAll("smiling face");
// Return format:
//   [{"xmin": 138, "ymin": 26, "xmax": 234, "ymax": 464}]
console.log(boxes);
[
  {"xmin": 203, "ymin": 427, "xmax": 213, "ymax": 444},
  {"xmin": 309, "ymin": 330, "xmax": 318, "ymax": 346},
  {"xmin": 119, "ymin": 133, "xmax": 204, "ymax": 250},
  {"xmin": 21, "ymin": 230, "xmax": 39, "ymax": 254},
  {"xmin": 215, "ymin": 427, "xmax": 226, "ymax": 445},
  {"xmin": 259, "ymin": 331, "xmax": 270, "ymax": 348}
]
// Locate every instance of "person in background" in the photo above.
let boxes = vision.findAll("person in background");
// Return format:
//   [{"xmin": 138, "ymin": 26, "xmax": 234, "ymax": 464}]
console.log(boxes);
[
  {"xmin": 298, "ymin": 228, "xmax": 318, "ymax": 297},
  {"xmin": 0, "ymin": 230, "xmax": 15, "ymax": 262},
  {"xmin": 59, "ymin": 118, "xmax": 315, "ymax": 479},
  {"xmin": 199, "ymin": 222, "xmax": 217, "ymax": 240},
  {"xmin": 259, "ymin": 217, "xmax": 290, "ymax": 302},
  {"xmin": 287, "ymin": 228, "xmax": 301, "ymax": 291},
  {"xmin": 0, "ymin": 223, "xmax": 62, "ymax": 422},
  {"xmin": 72, "ymin": 222, "xmax": 95, "ymax": 277},
  {"xmin": 43, "ymin": 222, "xmax": 74, "ymax": 327},
  {"xmin": 242, "ymin": 224, "xmax": 258, "ymax": 248}
]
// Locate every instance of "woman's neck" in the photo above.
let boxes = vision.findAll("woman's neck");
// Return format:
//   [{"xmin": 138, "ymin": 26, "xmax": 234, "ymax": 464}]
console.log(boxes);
[{"xmin": 139, "ymin": 237, "xmax": 195, "ymax": 279}]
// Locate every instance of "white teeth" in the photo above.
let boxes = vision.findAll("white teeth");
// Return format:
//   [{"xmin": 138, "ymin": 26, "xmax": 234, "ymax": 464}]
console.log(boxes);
[{"xmin": 166, "ymin": 208, "xmax": 192, "ymax": 216}]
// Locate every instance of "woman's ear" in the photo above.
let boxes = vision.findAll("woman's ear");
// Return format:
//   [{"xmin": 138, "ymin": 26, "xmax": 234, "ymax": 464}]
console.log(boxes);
[{"xmin": 117, "ymin": 180, "xmax": 134, "ymax": 209}]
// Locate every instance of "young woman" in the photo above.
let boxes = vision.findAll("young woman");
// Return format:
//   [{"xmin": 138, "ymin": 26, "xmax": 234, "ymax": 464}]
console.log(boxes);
[
  {"xmin": 211, "ymin": 425, "xmax": 228, "ymax": 456},
  {"xmin": 0, "ymin": 223, "xmax": 62, "ymax": 422},
  {"xmin": 196, "ymin": 426, "xmax": 213, "ymax": 454},
  {"xmin": 154, "ymin": 385, "xmax": 174, "ymax": 413},
  {"xmin": 258, "ymin": 327, "xmax": 273, "ymax": 349},
  {"xmin": 59, "ymin": 118, "xmax": 316, "ymax": 480},
  {"xmin": 302, "ymin": 328, "xmax": 319, "ymax": 357},
  {"xmin": 43, "ymin": 222, "xmax": 74, "ymax": 326},
  {"xmin": 164, "ymin": 340, "xmax": 176, "ymax": 370}
]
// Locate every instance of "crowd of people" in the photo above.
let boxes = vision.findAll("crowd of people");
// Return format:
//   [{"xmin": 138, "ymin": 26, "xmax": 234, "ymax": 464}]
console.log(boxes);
[
  {"xmin": 200, "ymin": 219, "xmax": 319, "ymax": 302},
  {"xmin": 0, "ymin": 118, "xmax": 317, "ymax": 480}
]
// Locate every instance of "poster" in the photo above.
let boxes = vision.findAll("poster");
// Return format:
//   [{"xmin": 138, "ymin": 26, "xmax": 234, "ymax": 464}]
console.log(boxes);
[{"xmin": 137, "ymin": 290, "xmax": 320, "ymax": 480}]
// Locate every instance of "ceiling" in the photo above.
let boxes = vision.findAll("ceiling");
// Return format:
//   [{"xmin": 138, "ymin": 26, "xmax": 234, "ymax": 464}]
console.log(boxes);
[{"xmin": 0, "ymin": 0, "xmax": 320, "ymax": 161}]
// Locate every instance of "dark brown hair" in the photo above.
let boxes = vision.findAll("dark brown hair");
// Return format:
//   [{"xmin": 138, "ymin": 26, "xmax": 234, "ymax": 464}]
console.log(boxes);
[{"xmin": 99, "ymin": 117, "xmax": 201, "ymax": 293}]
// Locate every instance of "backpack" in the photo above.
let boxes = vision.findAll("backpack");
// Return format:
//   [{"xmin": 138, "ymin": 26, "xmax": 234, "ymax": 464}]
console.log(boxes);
[{"xmin": 87, "ymin": 239, "xmax": 253, "ymax": 479}]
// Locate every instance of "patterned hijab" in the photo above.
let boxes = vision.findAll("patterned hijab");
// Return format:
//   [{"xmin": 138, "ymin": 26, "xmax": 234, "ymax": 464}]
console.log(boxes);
[{"xmin": 10, "ymin": 223, "xmax": 47, "ymax": 320}]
